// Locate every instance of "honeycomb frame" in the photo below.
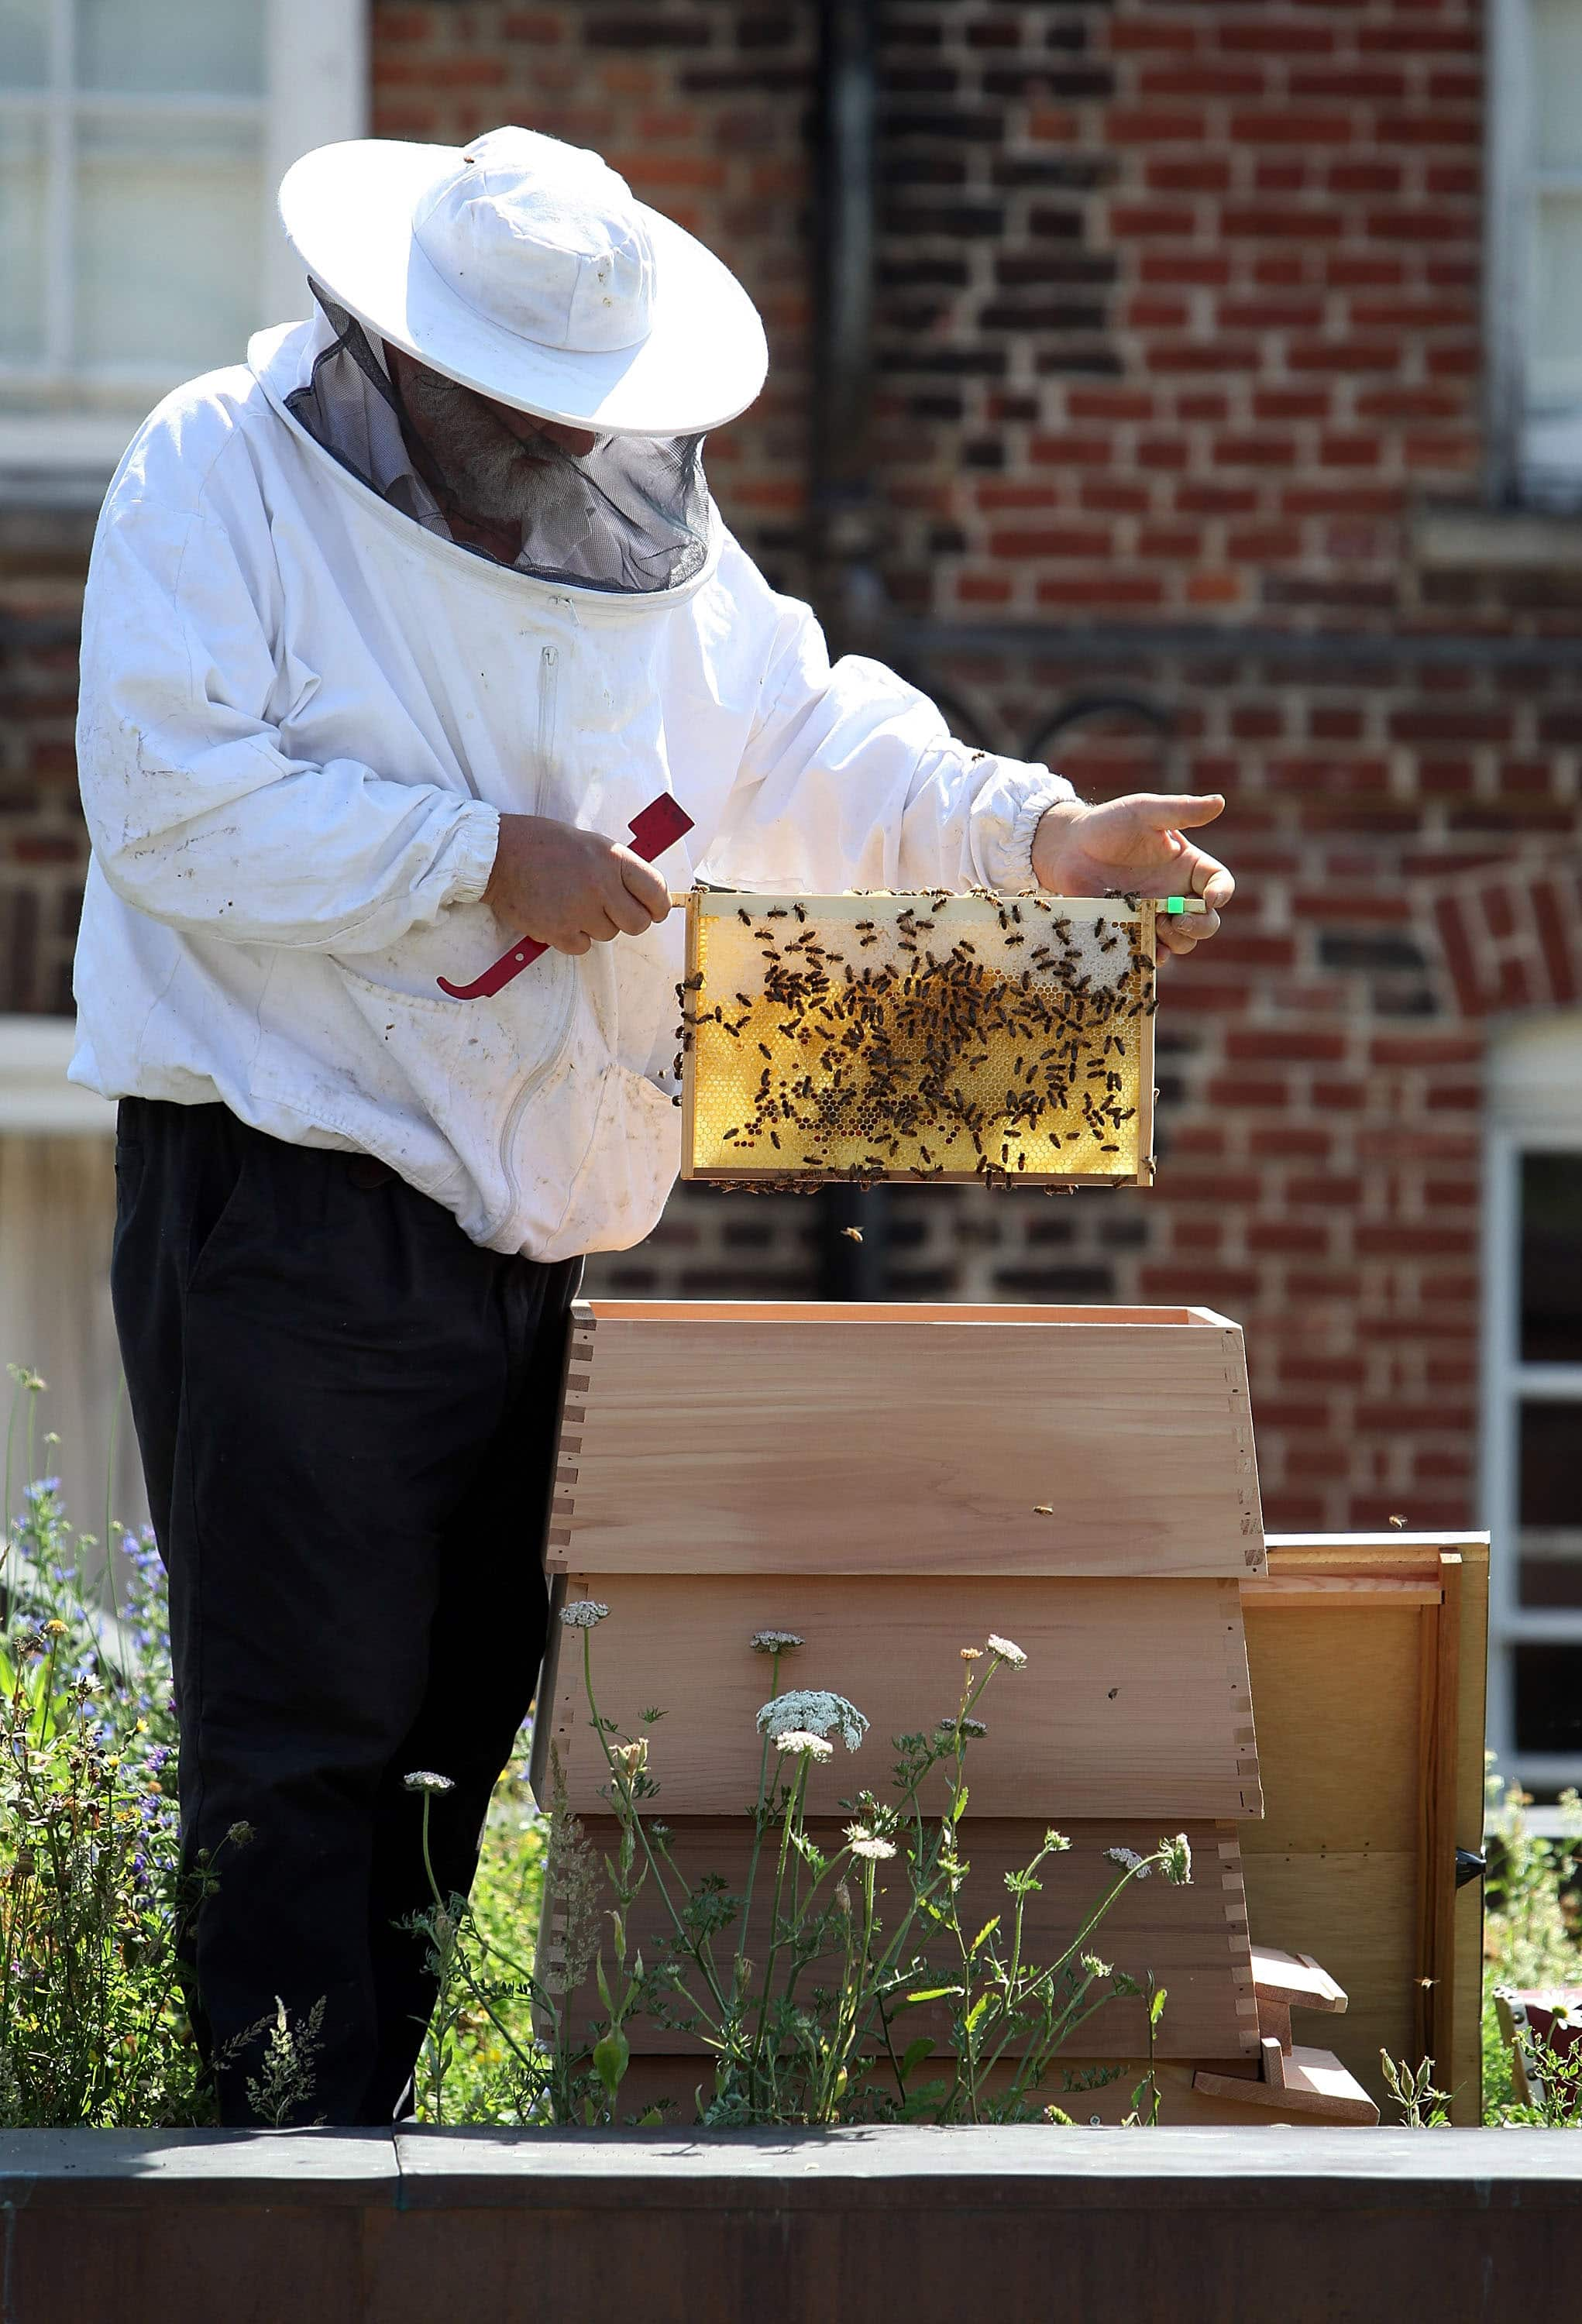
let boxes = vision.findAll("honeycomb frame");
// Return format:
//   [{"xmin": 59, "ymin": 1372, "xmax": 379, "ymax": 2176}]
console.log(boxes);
[{"xmin": 679, "ymin": 889, "xmax": 1158, "ymax": 1188}]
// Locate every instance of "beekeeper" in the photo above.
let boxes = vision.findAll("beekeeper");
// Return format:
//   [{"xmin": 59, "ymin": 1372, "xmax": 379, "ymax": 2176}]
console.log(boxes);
[{"xmin": 71, "ymin": 128, "xmax": 1233, "ymax": 2126}]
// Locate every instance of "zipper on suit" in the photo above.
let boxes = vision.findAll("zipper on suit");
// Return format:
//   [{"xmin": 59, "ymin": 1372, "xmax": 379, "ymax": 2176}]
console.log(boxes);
[
  {"xmin": 535, "ymin": 642, "xmax": 560, "ymax": 802},
  {"xmin": 494, "ymin": 638, "xmax": 573, "ymax": 1236}
]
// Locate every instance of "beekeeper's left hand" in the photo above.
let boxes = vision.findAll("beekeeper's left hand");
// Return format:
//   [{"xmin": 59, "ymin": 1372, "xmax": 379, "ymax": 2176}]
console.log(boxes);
[{"xmin": 1030, "ymin": 793, "xmax": 1234, "ymax": 959}]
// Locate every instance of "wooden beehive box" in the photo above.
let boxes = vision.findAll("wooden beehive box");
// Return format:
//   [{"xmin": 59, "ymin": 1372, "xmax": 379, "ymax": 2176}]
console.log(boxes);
[
  {"xmin": 535, "ymin": 1531, "xmax": 1490, "ymax": 2123},
  {"xmin": 679, "ymin": 890, "xmax": 1166, "ymax": 1187},
  {"xmin": 545, "ymin": 1300, "xmax": 1264, "ymax": 1583},
  {"xmin": 531, "ymin": 1306, "xmax": 1427, "ymax": 2127},
  {"xmin": 547, "ymin": 1818, "xmax": 1261, "ymax": 2068},
  {"xmin": 537, "ymin": 1300, "xmax": 1264, "ymax": 1823}
]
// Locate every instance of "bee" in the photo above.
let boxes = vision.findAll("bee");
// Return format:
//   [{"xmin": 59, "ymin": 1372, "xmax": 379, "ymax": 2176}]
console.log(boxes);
[
  {"xmin": 768, "ymin": 908, "xmax": 789, "ymax": 919},
  {"xmin": 737, "ymin": 907, "xmax": 751, "ymax": 925},
  {"xmin": 840, "ymin": 1226, "xmax": 863, "ymax": 1243},
  {"xmin": 793, "ymin": 903, "xmax": 806, "ymax": 922}
]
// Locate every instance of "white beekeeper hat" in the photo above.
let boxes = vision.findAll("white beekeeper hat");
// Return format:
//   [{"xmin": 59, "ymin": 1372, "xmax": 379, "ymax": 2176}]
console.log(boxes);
[{"xmin": 277, "ymin": 125, "xmax": 768, "ymax": 437}]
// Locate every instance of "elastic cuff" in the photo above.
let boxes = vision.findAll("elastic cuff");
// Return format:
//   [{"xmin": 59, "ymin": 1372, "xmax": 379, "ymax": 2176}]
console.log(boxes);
[
  {"xmin": 446, "ymin": 801, "xmax": 501, "ymax": 906},
  {"xmin": 982, "ymin": 770, "xmax": 1075, "ymax": 894}
]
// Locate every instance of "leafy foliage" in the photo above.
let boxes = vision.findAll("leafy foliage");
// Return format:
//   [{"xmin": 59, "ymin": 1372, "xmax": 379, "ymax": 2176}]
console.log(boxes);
[{"xmin": 0, "ymin": 1371, "xmax": 218, "ymax": 2126}]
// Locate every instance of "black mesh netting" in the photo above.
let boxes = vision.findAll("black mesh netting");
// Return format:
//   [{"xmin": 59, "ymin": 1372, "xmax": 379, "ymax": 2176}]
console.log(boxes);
[{"xmin": 284, "ymin": 288, "xmax": 713, "ymax": 595}]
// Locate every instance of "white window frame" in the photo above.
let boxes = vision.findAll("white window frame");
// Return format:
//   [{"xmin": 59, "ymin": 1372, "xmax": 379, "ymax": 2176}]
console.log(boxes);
[
  {"xmin": 1481, "ymin": 1006, "xmax": 1582, "ymax": 1790},
  {"xmin": 1486, "ymin": 0, "xmax": 1582, "ymax": 506},
  {"xmin": 0, "ymin": 0, "xmax": 367, "ymax": 488}
]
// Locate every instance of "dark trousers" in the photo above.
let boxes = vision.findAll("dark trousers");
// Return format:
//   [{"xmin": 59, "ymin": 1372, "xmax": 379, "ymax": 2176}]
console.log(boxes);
[{"xmin": 111, "ymin": 1098, "xmax": 578, "ymax": 2126}]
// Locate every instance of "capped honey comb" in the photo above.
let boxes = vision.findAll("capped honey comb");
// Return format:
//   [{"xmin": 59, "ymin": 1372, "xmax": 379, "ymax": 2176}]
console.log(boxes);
[{"xmin": 679, "ymin": 890, "xmax": 1158, "ymax": 1187}]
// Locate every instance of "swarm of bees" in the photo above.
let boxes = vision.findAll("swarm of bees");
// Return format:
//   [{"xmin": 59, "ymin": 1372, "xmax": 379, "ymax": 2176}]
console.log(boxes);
[{"xmin": 676, "ymin": 890, "xmax": 1157, "ymax": 1191}]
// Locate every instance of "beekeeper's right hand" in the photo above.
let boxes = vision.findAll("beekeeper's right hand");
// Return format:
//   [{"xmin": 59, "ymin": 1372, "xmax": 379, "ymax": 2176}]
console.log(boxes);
[{"xmin": 483, "ymin": 813, "xmax": 672, "ymax": 956}]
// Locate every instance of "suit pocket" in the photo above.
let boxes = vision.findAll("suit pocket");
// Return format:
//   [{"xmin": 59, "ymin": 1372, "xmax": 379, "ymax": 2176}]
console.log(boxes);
[{"xmin": 526, "ymin": 1057, "xmax": 680, "ymax": 1263}]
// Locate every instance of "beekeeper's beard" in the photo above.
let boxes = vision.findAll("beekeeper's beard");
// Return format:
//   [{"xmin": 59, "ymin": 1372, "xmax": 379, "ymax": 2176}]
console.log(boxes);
[
  {"xmin": 287, "ymin": 286, "xmax": 714, "ymax": 591},
  {"xmin": 395, "ymin": 359, "xmax": 572, "ymax": 543}
]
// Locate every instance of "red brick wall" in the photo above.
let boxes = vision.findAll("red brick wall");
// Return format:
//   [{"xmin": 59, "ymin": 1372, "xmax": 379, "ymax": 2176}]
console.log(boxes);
[
  {"xmin": 872, "ymin": 0, "xmax": 1491, "ymax": 627},
  {"xmin": 5, "ymin": 1, "xmax": 1580, "ymax": 1540}
]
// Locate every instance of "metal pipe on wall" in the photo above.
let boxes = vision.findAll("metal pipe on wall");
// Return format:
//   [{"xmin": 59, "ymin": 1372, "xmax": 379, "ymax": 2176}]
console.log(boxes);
[{"xmin": 810, "ymin": 0, "xmax": 889, "ymax": 1298}]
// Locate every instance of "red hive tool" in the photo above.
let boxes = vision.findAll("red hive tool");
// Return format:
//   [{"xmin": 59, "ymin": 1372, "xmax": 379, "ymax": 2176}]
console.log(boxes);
[{"xmin": 436, "ymin": 793, "xmax": 695, "ymax": 999}]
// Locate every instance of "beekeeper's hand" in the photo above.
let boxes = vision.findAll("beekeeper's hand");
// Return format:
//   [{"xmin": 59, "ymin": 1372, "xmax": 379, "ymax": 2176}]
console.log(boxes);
[
  {"xmin": 485, "ymin": 813, "xmax": 672, "ymax": 956},
  {"xmin": 1030, "ymin": 793, "xmax": 1233, "ymax": 959}
]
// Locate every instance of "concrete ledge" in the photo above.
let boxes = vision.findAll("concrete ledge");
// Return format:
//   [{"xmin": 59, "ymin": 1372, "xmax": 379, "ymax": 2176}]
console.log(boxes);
[
  {"xmin": 1412, "ymin": 506, "xmax": 1582, "ymax": 570},
  {"xmin": 0, "ymin": 2128, "xmax": 1575, "ymax": 2321}
]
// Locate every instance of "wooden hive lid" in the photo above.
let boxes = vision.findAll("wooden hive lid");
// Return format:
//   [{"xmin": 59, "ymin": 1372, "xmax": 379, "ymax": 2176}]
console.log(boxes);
[{"xmin": 549, "ymin": 1299, "xmax": 1265, "ymax": 1580}]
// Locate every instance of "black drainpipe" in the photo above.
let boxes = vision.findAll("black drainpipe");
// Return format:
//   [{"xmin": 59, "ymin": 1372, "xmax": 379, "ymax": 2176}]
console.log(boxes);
[{"xmin": 810, "ymin": 0, "xmax": 889, "ymax": 1300}]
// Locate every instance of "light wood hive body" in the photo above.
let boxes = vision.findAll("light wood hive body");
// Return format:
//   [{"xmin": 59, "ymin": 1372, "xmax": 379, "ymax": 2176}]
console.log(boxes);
[
  {"xmin": 534, "ymin": 1307, "xmax": 1483, "ymax": 2125},
  {"xmin": 533, "ymin": 1299, "xmax": 1291, "ymax": 2108},
  {"xmin": 679, "ymin": 891, "xmax": 1157, "ymax": 1186}
]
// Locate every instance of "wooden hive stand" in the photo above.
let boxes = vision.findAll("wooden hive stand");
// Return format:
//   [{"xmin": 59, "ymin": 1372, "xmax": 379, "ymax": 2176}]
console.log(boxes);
[{"xmin": 534, "ymin": 1300, "xmax": 1381, "ymax": 2126}]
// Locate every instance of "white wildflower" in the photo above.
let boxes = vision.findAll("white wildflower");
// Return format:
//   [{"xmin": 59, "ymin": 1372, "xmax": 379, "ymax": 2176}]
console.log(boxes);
[
  {"xmin": 773, "ymin": 1729, "xmax": 834, "ymax": 1762},
  {"xmin": 756, "ymin": 1689, "xmax": 868, "ymax": 1752},
  {"xmin": 749, "ymin": 1629, "xmax": 804, "ymax": 1655},
  {"xmin": 1160, "ymin": 1832, "xmax": 1193, "ymax": 1886},
  {"xmin": 1104, "ymin": 1845, "xmax": 1150, "ymax": 1879},
  {"xmin": 845, "ymin": 1824, "xmax": 896, "ymax": 1862},
  {"xmin": 986, "ymin": 1634, "xmax": 1027, "ymax": 1669},
  {"xmin": 404, "ymin": 1771, "xmax": 456, "ymax": 1795},
  {"xmin": 559, "ymin": 1600, "xmax": 609, "ymax": 1629}
]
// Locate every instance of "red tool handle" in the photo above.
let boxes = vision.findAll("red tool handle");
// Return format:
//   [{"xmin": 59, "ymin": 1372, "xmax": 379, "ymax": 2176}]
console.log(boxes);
[{"xmin": 436, "ymin": 793, "xmax": 694, "ymax": 999}]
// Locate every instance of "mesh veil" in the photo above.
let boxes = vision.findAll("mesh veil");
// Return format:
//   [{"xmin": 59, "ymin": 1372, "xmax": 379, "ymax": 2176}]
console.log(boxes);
[{"xmin": 284, "ymin": 288, "xmax": 713, "ymax": 594}]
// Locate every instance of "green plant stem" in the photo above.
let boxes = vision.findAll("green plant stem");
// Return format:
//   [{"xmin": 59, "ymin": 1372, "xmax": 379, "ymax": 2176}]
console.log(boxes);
[
  {"xmin": 2, "ymin": 1367, "xmax": 21, "ymax": 1594},
  {"xmin": 730, "ymin": 1647, "xmax": 782, "ymax": 2006},
  {"xmin": 100, "ymin": 1380, "xmax": 123, "ymax": 1634},
  {"xmin": 579, "ymin": 1631, "xmax": 734, "ymax": 2028},
  {"xmin": 750, "ymin": 1753, "xmax": 809, "ymax": 2092}
]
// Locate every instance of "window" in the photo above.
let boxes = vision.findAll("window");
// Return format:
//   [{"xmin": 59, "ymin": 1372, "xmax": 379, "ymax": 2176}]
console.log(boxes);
[
  {"xmin": 1488, "ymin": 0, "xmax": 1582, "ymax": 506},
  {"xmin": 0, "ymin": 0, "xmax": 366, "ymax": 486},
  {"xmin": 1483, "ymin": 1009, "xmax": 1582, "ymax": 1789}
]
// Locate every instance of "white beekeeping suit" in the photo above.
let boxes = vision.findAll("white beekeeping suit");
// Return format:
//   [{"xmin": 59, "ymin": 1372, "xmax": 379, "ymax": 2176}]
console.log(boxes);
[{"xmin": 71, "ymin": 128, "xmax": 1071, "ymax": 1260}]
